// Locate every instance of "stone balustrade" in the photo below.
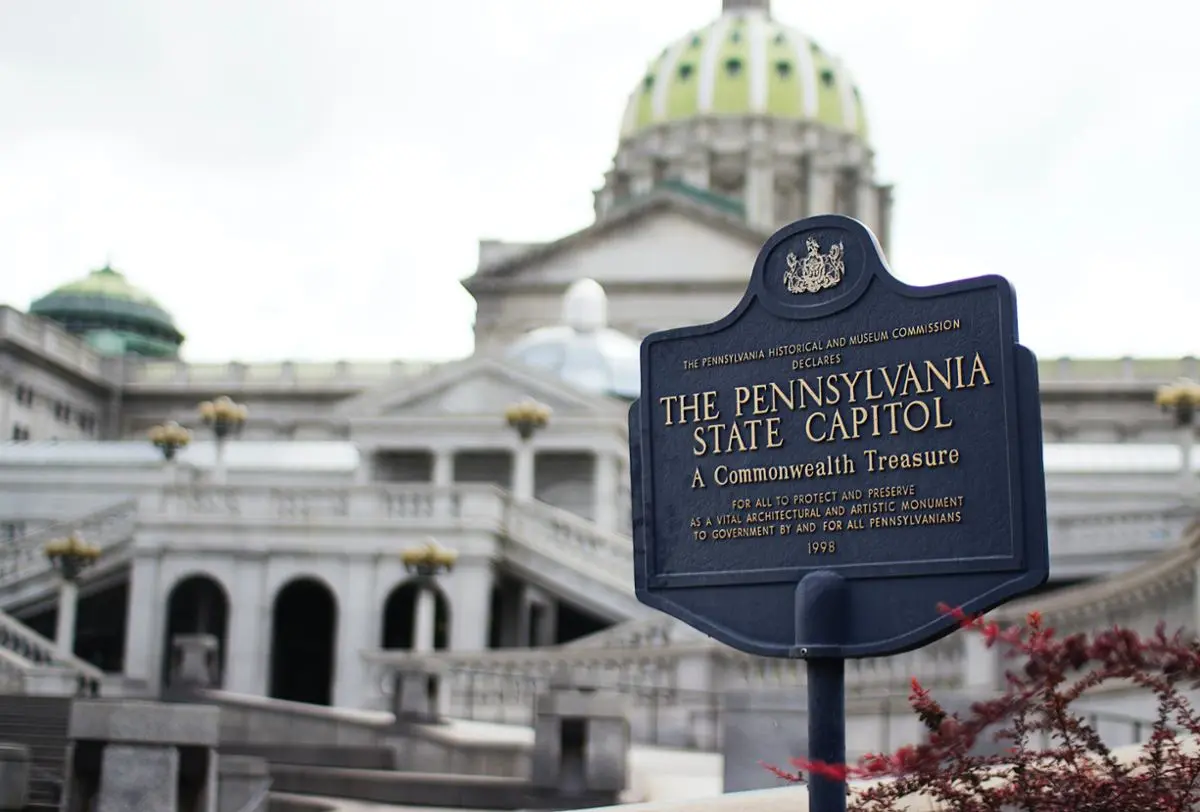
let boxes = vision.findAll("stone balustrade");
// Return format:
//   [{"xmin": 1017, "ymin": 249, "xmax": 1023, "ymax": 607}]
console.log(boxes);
[
  {"xmin": 0, "ymin": 648, "xmax": 31, "ymax": 693},
  {"xmin": 152, "ymin": 483, "xmax": 500, "ymax": 524},
  {"xmin": 0, "ymin": 500, "xmax": 137, "ymax": 591},
  {"xmin": 361, "ymin": 632, "xmax": 964, "ymax": 748},
  {"xmin": 152, "ymin": 482, "xmax": 634, "ymax": 572},
  {"xmin": 504, "ymin": 498, "xmax": 633, "ymax": 593},
  {"xmin": 123, "ymin": 357, "xmax": 436, "ymax": 391},
  {"xmin": 0, "ymin": 610, "xmax": 104, "ymax": 695}
]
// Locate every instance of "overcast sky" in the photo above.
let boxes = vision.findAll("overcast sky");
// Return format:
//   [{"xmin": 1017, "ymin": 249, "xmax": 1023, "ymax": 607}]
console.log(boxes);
[{"xmin": 1, "ymin": 1, "xmax": 1197, "ymax": 363}]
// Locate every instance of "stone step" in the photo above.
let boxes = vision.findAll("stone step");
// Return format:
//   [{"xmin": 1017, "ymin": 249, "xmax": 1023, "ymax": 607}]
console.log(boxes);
[{"xmin": 0, "ymin": 698, "xmax": 72, "ymax": 806}]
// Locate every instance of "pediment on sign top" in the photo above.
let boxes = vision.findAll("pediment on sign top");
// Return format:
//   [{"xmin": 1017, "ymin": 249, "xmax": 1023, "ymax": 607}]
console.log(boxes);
[{"xmin": 335, "ymin": 355, "xmax": 622, "ymax": 420}]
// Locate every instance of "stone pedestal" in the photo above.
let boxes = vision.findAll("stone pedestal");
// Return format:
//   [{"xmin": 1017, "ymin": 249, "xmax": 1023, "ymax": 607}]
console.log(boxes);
[
  {"xmin": 391, "ymin": 669, "xmax": 440, "ymax": 723},
  {"xmin": 0, "ymin": 744, "xmax": 30, "ymax": 811},
  {"xmin": 217, "ymin": 755, "xmax": 270, "ymax": 812},
  {"xmin": 531, "ymin": 688, "xmax": 629, "ymax": 798},
  {"xmin": 64, "ymin": 700, "xmax": 220, "ymax": 812},
  {"xmin": 170, "ymin": 633, "xmax": 221, "ymax": 689}
]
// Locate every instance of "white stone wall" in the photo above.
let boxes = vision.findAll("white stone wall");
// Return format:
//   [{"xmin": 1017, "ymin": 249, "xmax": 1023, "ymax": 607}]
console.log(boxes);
[{"xmin": 0, "ymin": 351, "xmax": 107, "ymax": 442}]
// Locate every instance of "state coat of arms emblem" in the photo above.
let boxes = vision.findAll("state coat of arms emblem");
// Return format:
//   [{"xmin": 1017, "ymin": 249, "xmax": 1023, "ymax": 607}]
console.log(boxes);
[{"xmin": 783, "ymin": 237, "xmax": 845, "ymax": 295}]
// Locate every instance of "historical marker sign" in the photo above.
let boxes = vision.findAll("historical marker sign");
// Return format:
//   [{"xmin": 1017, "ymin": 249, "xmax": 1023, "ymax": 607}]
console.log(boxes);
[{"xmin": 629, "ymin": 214, "xmax": 1049, "ymax": 660}]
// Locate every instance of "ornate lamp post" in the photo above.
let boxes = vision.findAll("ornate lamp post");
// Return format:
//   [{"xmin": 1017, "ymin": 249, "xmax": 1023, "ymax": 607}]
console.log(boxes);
[
  {"xmin": 148, "ymin": 420, "xmax": 192, "ymax": 461},
  {"xmin": 1156, "ymin": 378, "xmax": 1200, "ymax": 501},
  {"xmin": 400, "ymin": 540, "xmax": 458, "ymax": 653},
  {"xmin": 504, "ymin": 399, "xmax": 552, "ymax": 501},
  {"xmin": 198, "ymin": 396, "xmax": 247, "ymax": 484},
  {"xmin": 44, "ymin": 532, "xmax": 101, "ymax": 657}
]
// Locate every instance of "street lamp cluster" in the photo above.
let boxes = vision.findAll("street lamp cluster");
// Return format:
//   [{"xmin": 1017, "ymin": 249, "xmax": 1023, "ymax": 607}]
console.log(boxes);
[
  {"xmin": 199, "ymin": 395, "xmax": 249, "ymax": 440},
  {"xmin": 43, "ymin": 532, "xmax": 102, "ymax": 657},
  {"xmin": 504, "ymin": 399, "xmax": 552, "ymax": 440},
  {"xmin": 148, "ymin": 421, "xmax": 192, "ymax": 461},
  {"xmin": 44, "ymin": 532, "xmax": 101, "ymax": 581},
  {"xmin": 1156, "ymin": 379, "xmax": 1200, "ymax": 427},
  {"xmin": 401, "ymin": 539, "xmax": 458, "ymax": 653},
  {"xmin": 400, "ymin": 540, "xmax": 459, "ymax": 579},
  {"xmin": 1156, "ymin": 379, "xmax": 1200, "ymax": 502}
]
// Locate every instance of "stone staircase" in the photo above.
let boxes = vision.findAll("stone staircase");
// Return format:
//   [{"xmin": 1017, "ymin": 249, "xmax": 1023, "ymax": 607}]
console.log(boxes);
[
  {"xmin": 0, "ymin": 694, "xmax": 72, "ymax": 810},
  {"xmin": 502, "ymin": 497, "xmax": 647, "ymax": 621}
]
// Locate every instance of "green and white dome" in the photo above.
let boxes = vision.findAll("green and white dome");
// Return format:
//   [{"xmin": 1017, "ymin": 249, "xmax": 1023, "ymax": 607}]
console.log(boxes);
[
  {"xmin": 619, "ymin": 1, "xmax": 868, "ymax": 141},
  {"xmin": 29, "ymin": 265, "xmax": 185, "ymax": 359}
]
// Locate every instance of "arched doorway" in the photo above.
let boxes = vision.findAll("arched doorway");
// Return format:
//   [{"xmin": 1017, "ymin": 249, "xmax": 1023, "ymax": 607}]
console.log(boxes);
[
  {"xmin": 161, "ymin": 575, "xmax": 229, "ymax": 688},
  {"xmin": 269, "ymin": 578, "xmax": 338, "ymax": 705},
  {"xmin": 381, "ymin": 581, "xmax": 450, "ymax": 651}
]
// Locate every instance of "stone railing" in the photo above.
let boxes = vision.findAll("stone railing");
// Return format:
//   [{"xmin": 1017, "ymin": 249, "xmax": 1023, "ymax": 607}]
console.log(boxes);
[
  {"xmin": 504, "ymin": 499, "xmax": 633, "ymax": 594},
  {"xmin": 152, "ymin": 482, "xmax": 633, "ymax": 589},
  {"xmin": 152, "ymin": 484, "xmax": 502, "ymax": 525},
  {"xmin": 362, "ymin": 633, "xmax": 964, "ymax": 748},
  {"xmin": 0, "ymin": 647, "xmax": 30, "ymax": 693},
  {"xmin": 1049, "ymin": 508, "xmax": 1195, "ymax": 562},
  {"xmin": 0, "ymin": 609, "xmax": 105, "ymax": 695},
  {"xmin": 0, "ymin": 499, "xmax": 138, "ymax": 590},
  {"xmin": 122, "ymin": 358, "xmax": 438, "ymax": 390},
  {"xmin": 998, "ymin": 522, "xmax": 1200, "ymax": 636},
  {"xmin": 1037, "ymin": 356, "xmax": 1200, "ymax": 385}
]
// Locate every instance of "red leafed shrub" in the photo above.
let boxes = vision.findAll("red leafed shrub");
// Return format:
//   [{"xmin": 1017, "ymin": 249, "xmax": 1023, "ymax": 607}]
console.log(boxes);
[{"xmin": 766, "ymin": 606, "xmax": 1200, "ymax": 810}]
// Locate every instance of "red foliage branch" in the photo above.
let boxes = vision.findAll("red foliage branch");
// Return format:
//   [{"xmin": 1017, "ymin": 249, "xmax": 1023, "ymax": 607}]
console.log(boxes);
[{"xmin": 765, "ymin": 606, "xmax": 1200, "ymax": 810}]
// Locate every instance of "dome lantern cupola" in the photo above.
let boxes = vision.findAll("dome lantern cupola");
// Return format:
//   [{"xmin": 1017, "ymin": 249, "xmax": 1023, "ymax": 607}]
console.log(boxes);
[
  {"xmin": 506, "ymin": 279, "xmax": 640, "ymax": 400},
  {"xmin": 29, "ymin": 264, "xmax": 185, "ymax": 359},
  {"xmin": 595, "ymin": 0, "xmax": 892, "ymax": 249}
]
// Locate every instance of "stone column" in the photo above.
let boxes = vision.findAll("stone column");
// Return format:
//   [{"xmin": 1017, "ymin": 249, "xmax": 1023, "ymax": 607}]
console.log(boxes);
[
  {"xmin": 334, "ymin": 556, "xmax": 377, "ymax": 709},
  {"xmin": 744, "ymin": 147, "xmax": 776, "ymax": 230},
  {"xmin": 513, "ymin": 445, "xmax": 536, "ymax": 501},
  {"xmin": 963, "ymin": 630, "xmax": 1001, "ymax": 691},
  {"xmin": 1181, "ymin": 423, "xmax": 1196, "ymax": 503},
  {"xmin": 225, "ymin": 555, "xmax": 268, "ymax": 696},
  {"xmin": 431, "ymin": 449, "xmax": 455, "ymax": 487},
  {"xmin": 856, "ymin": 179, "xmax": 880, "ymax": 235},
  {"xmin": 122, "ymin": 555, "xmax": 161, "ymax": 689},
  {"xmin": 55, "ymin": 579, "xmax": 79, "ymax": 658},
  {"xmin": 805, "ymin": 157, "xmax": 837, "ymax": 215},
  {"xmin": 430, "ymin": 449, "xmax": 457, "ymax": 515},
  {"xmin": 213, "ymin": 439, "xmax": 228, "ymax": 486},
  {"xmin": 446, "ymin": 561, "xmax": 493, "ymax": 652},
  {"xmin": 629, "ymin": 160, "xmax": 654, "ymax": 197},
  {"xmin": 413, "ymin": 585, "xmax": 437, "ymax": 653},
  {"xmin": 592, "ymin": 452, "xmax": 619, "ymax": 533},
  {"xmin": 679, "ymin": 151, "xmax": 710, "ymax": 190},
  {"xmin": 354, "ymin": 449, "xmax": 375, "ymax": 485},
  {"xmin": 1191, "ymin": 561, "xmax": 1200, "ymax": 636}
]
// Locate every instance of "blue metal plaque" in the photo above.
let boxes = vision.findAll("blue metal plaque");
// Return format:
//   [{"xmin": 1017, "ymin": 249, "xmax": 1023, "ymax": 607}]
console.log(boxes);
[{"xmin": 629, "ymin": 214, "xmax": 1049, "ymax": 659}]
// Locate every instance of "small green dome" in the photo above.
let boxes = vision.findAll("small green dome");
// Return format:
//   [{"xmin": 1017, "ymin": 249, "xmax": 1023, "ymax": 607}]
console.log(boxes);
[
  {"xmin": 29, "ymin": 265, "xmax": 185, "ymax": 358},
  {"xmin": 619, "ymin": 4, "xmax": 868, "ymax": 141}
]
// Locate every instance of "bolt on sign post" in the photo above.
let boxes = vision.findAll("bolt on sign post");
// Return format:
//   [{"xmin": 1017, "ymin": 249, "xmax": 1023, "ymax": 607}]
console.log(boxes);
[{"xmin": 628, "ymin": 214, "xmax": 1049, "ymax": 812}]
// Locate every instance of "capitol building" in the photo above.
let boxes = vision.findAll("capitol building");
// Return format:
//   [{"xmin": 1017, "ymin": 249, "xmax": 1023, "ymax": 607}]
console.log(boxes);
[{"xmin": 0, "ymin": 0, "xmax": 1198, "ymax": 803}]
